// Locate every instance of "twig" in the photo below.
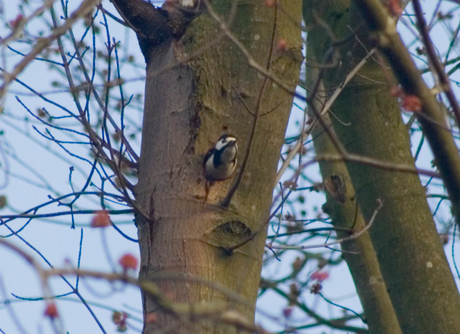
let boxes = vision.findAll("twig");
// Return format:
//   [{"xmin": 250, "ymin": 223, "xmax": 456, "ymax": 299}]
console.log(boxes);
[
  {"xmin": 0, "ymin": 277, "xmax": 28, "ymax": 334},
  {"xmin": 267, "ymin": 199, "xmax": 383, "ymax": 250},
  {"xmin": 0, "ymin": 239, "xmax": 64, "ymax": 333},
  {"xmin": 0, "ymin": 0, "xmax": 56, "ymax": 47},
  {"xmin": 0, "ymin": 238, "xmax": 271, "ymax": 334},
  {"xmin": 275, "ymin": 48, "xmax": 376, "ymax": 184},
  {"xmin": 0, "ymin": 209, "xmax": 133, "ymax": 221},
  {"xmin": 0, "ymin": 0, "xmax": 99, "ymax": 99},
  {"xmin": 412, "ymin": 0, "xmax": 460, "ymax": 128},
  {"xmin": 48, "ymin": 6, "xmax": 135, "ymax": 193},
  {"xmin": 314, "ymin": 153, "xmax": 439, "ymax": 178},
  {"xmin": 2, "ymin": 218, "xmax": 107, "ymax": 332}
]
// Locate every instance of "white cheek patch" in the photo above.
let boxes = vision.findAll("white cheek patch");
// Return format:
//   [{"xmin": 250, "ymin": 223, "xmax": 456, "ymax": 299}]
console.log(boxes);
[{"xmin": 215, "ymin": 140, "xmax": 226, "ymax": 150}]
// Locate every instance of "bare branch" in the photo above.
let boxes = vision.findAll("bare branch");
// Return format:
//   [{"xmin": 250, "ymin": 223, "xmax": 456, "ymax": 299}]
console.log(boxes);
[
  {"xmin": 0, "ymin": 0, "xmax": 100, "ymax": 99},
  {"xmin": 267, "ymin": 199, "xmax": 383, "ymax": 250},
  {"xmin": 412, "ymin": 0, "xmax": 460, "ymax": 127}
]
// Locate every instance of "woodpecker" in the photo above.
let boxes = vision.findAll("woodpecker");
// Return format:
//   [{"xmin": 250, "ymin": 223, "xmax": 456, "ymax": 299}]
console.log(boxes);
[{"xmin": 203, "ymin": 134, "xmax": 238, "ymax": 181}]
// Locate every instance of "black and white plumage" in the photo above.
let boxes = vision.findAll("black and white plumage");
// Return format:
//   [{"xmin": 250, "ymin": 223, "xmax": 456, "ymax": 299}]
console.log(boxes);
[{"xmin": 203, "ymin": 134, "xmax": 238, "ymax": 181}]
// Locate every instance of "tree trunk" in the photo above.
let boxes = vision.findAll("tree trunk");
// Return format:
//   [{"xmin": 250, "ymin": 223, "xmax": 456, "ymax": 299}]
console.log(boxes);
[
  {"xmin": 130, "ymin": 1, "xmax": 302, "ymax": 332},
  {"xmin": 306, "ymin": 70, "xmax": 402, "ymax": 333},
  {"xmin": 304, "ymin": 1, "xmax": 460, "ymax": 333}
]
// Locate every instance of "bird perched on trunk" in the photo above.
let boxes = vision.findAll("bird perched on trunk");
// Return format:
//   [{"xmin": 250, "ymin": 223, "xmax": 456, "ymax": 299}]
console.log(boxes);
[{"xmin": 203, "ymin": 134, "xmax": 238, "ymax": 181}]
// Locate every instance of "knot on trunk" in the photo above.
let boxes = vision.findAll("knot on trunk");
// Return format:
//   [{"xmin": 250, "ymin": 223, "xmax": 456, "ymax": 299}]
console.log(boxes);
[{"xmin": 205, "ymin": 220, "xmax": 252, "ymax": 254}]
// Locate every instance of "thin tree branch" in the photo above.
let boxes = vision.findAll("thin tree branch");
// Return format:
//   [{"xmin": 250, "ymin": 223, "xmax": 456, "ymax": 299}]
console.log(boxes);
[
  {"xmin": 267, "ymin": 199, "xmax": 382, "ymax": 250},
  {"xmin": 412, "ymin": 0, "xmax": 460, "ymax": 128},
  {"xmin": 0, "ymin": 0, "xmax": 99, "ymax": 99},
  {"xmin": 276, "ymin": 48, "xmax": 376, "ymax": 184}
]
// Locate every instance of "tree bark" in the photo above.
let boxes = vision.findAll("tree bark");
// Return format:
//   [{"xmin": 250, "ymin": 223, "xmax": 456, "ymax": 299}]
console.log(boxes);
[
  {"xmin": 130, "ymin": 0, "xmax": 302, "ymax": 332},
  {"xmin": 353, "ymin": 0, "xmax": 460, "ymax": 227},
  {"xmin": 304, "ymin": 1, "xmax": 460, "ymax": 333},
  {"xmin": 306, "ymin": 72, "xmax": 402, "ymax": 333}
]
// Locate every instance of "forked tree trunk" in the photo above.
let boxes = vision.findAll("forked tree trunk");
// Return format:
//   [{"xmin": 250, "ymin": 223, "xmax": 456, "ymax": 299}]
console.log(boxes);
[{"xmin": 305, "ymin": 1, "xmax": 460, "ymax": 333}]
